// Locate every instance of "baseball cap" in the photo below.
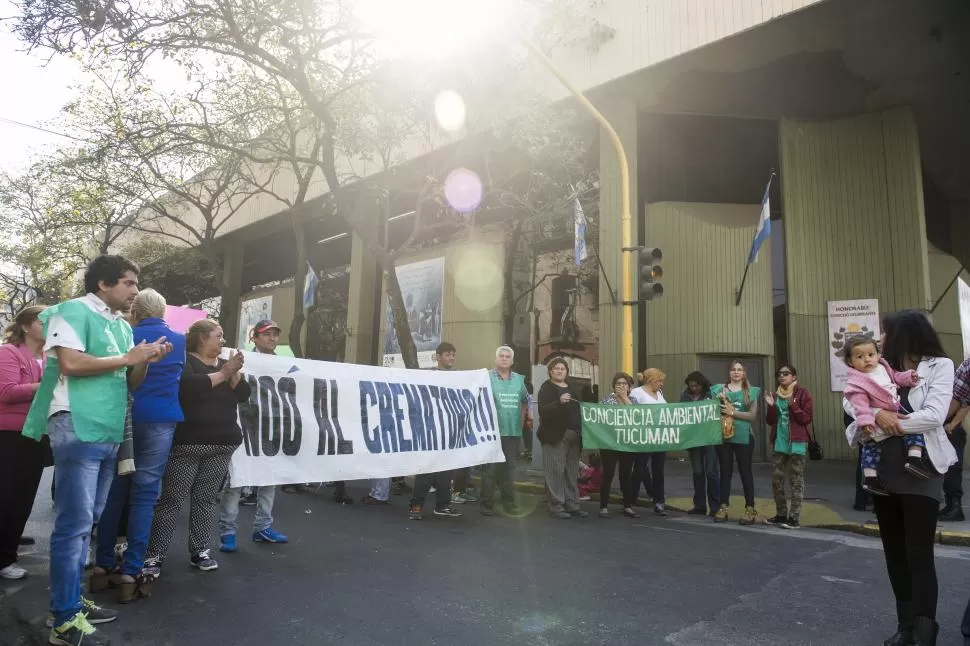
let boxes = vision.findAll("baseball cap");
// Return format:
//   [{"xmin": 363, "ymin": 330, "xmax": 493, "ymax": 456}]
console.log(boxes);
[{"xmin": 253, "ymin": 319, "xmax": 282, "ymax": 334}]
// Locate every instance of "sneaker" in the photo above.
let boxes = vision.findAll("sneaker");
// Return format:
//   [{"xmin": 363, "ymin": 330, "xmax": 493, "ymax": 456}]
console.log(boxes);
[
  {"xmin": 361, "ymin": 495, "xmax": 387, "ymax": 505},
  {"xmin": 551, "ymin": 510, "xmax": 571, "ymax": 519},
  {"xmin": 142, "ymin": 556, "xmax": 163, "ymax": 580},
  {"xmin": 253, "ymin": 527, "xmax": 289, "ymax": 544},
  {"xmin": 433, "ymin": 507, "xmax": 463, "ymax": 518},
  {"xmin": 190, "ymin": 550, "xmax": 218, "ymax": 571},
  {"xmin": 579, "ymin": 495, "xmax": 592, "ymax": 501},
  {"xmin": 654, "ymin": 504, "xmax": 668, "ymax": 516},
  {"xmin": 904, "ymin": 456, "xmax": 932, "ymax": 480},
  {"xmin": 80, "ymin": 597, "xmax": 118, "ymax": 624},
  {"xmin": 765, "ymin": 514, "xmax": 787, "ymax": 526},
  {"xmin": 687, "ymin": 508, "xmax": 707, "ymax": 516},
  {"xmin": 598, "ymin": 508, "xmax": 609, "ymax": 518},
  {"xmin": 451, "ymin": 491, "xmax": 478, "ymax": 504},
  {"xmin": 863, "ymin": 476, "xmax": 891, "ymax": 497},
  {"xmin": 781, "ymin": 517, "xmax": 800, "ymax": 529},
  {"xmin": 428, "ymin": 486, "xmax": 437, "ymax": 493},
  {"xmin": 622, "ymin": 507, "xmax": 641, "ymax": 519},
  {"xmin": 219, "ymin": 533, "xmax": 237, "ymax": 553},
  {"xmin": 240, "ymin": 492, "xmax": 258, "ymax": 506},
  {"xmin": 0, "ymin": 563, "xmax": 27, "ymax": 580},
  {"xmin": 940, "ymin": 505, "xmax": 966, "ymax": 522},
  {"xmin": 739, "ymin": 506, "xmax": 758, "ymax": 526},
  {"xmin": 409, "ymin": 504, "xmax": 423, "ymax": 520},
  {"xmin": 49, "ymin": 612, "xmax": 111, "ymax": 646},
  {"xmin": 567, "ymin": 509, "xmax": 589, "ymax": 518},
  {"xmin": 713, "ymin": 507, "xmax": 729, "ymax": 523}
]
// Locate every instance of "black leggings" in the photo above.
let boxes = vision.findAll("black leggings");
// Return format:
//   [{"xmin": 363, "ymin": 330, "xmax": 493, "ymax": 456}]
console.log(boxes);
[
  {"xmin": 717, "ymin": 438, "xmax": 755, "ymax": 507},
  {"xmin": 599, "ymin": 450, "xmax": 635, "ymax": 509},
  {"xmin": 873, "ymin": 493, "xmax": 939, "ymax": 619}
]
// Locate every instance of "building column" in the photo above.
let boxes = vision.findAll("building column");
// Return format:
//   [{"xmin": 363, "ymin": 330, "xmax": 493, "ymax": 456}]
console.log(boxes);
[
  {"xmin": 345, "ymin": 195, "xmax": 380, "ymax": 365},
  {"xmin": 597, "ymin": 97, "xmax": 639, "ymax": 378},
  {"xmin": 220, "ymin": 244, "xmax": 244, "ymax": 346},
  {"xmin": 780, "ymin": 106, "xmax": 931, "ymax": 460}
]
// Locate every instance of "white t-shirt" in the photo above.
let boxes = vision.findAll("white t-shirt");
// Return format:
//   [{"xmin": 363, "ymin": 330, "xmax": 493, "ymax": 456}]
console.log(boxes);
[
  {"xmin": 870, "ymin": 364, "xmax": 898, "ymax": 403},
  {"xmin": 630, "ymin": 387, "xmax": 666, "ymax": 405}
]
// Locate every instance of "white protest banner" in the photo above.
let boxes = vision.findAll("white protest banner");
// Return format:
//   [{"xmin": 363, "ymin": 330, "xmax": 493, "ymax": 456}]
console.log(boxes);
[
  {"xmin": 227, "ymin": 351, "xmax": 505, "ymax": 487},
  {"xmin": 827, "ymin": 299, "xmax": 880, "ymax": 392}
]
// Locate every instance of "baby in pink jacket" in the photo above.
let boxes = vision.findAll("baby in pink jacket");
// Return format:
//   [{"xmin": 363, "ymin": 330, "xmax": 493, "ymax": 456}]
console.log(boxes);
[{"xmin": 844, "ymin": 336, "xmax": 927, "ymax": 496}]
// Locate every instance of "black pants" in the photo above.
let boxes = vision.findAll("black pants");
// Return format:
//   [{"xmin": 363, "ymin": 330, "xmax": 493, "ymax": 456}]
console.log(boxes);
[
  {"xmin": 0, "ymin": 432, "xmax": 45, "ymax": 568},
  {"xmin": 717, "ymin": 438, "xmax": 755, "ymax": 507},
  {"xmin": 631, "ymin": 453, "xmax": 666, "ymax": 504},
  {"xmin": 874, "ymin": 493, "xmax": 939, "ymax": 619},
  {"xmin": 453, "ymin": 468, "xmax": 470, "ymax": 493},
  {"xmin": 599, "ymin": 450, "xmax": 635, "ymax": 509},
  {"xmin": 944, "ymin": 426, "xmax": 966, "ymax": 501},
  {"xmin": 410, "ymin": 471, "xmax": 452, "ymax": 510}
]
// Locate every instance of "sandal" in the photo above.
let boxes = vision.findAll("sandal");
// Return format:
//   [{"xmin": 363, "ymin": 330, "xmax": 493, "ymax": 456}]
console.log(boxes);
[
  {"xmin": 88, "ymin": 566, "xmax": 121, "ymax": 593},
  {"xmin": 119, "ymin": 572, "xmax": 155, "ymax": 603}
]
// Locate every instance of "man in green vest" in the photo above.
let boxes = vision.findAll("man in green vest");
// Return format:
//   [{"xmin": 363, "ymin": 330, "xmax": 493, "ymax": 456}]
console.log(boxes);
[
  {"xmin": 22, "ymin": 255, "xmax": 170, "ymax": 646},
  {"xmin": 481, "ymin": 345, "xmax": 530, "ymax": 516}
]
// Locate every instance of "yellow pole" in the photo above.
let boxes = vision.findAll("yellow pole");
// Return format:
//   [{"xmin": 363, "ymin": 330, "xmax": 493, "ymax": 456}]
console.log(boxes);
[{"xmin": 520, "ymin": 39, "xmax": 634, "ymax": 376}]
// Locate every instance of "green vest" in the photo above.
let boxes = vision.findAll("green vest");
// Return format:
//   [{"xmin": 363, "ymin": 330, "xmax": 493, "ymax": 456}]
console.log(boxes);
[
  {"xmin": 490, "ymin": 370, "xmax": 526, "ymax": 438},
  {"xmin": 711, "ymin": 383, "xmax": 761, "ymax": 445},
  {"xmin": 23, "ymin": 299, "xmax": 133, "ymax": 444}
]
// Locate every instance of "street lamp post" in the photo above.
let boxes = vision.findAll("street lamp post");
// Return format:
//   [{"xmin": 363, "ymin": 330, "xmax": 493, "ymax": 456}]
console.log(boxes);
[{"xmin": 520, "ymin": 40, "xmax": 635, "ymax": 376}]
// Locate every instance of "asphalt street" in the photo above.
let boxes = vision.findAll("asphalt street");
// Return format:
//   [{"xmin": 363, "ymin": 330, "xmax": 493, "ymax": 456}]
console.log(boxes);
[{"xmin": 6, "ymin": 476, "xmax": 970, "ymax": 646}]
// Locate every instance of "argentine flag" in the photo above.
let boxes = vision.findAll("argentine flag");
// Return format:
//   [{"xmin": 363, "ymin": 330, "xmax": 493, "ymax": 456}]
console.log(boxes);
[
  {"xmin": 303, "ymin": 261, "xmax": 319, "ymax": 310},
  {"xmin": 573, "ymin": 198, "xmax": 588, "ymax": 266},
  {"xmin": 746, "ymin": 178, "xmax": 772, "ymax": 265}
]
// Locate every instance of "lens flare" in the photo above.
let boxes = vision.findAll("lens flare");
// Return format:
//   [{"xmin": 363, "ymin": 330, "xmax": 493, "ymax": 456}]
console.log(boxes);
[
  {"xmin": 434, "ymin": 90, "xmax": 466, "ymax": 132},
  {"xmin": 453, "ymin": 245, "xmax": 502, "ymax": 313},
  {"xmin": 444, "ymin": 168, "xmax": 482, "ymax": 213}
]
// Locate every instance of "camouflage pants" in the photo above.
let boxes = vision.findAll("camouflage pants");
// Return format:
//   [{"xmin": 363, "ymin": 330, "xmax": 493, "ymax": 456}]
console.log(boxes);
[{"xmin": 772, "ymin": 453, "xmax": 806, "ymax": 520}]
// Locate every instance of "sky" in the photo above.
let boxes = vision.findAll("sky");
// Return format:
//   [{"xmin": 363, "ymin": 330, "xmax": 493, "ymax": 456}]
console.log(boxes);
[{"xmin": 0, "ymin": 0, "xmax": 86, "ymax": 173}]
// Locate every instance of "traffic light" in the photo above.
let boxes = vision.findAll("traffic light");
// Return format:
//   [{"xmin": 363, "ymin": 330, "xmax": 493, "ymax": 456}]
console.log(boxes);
[{"xmin": 638, "ymin": 247, "xmax": 663, "ymax": 301}]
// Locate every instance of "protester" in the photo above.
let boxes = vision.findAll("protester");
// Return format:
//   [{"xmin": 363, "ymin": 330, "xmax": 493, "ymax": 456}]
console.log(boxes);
[
  {"xmin": 711, "ymin": 360, "xmax": 760, "ymax": 525},
  {"xmin": 538, "ymin": 357, "xmax": 586, "ymax": 519},
  {"xmin": 843, "ymin": 335, "xmax": 927, "ymax": 496},
  {"xmin": 941, "ymin": 357, "xmax": 970, "ymax": 522},
  {"xmin": 21, "ymin": 255, "xmax": 171, "ymax": 646},
  {"xmin": 631, "ymin": 368, "xmax": 668, "ymax": 516},
  {"xmin": 681, "ymin": 371, "xmax": 720, "ymax": 517},
  {"xmin": 599, "ymin": 372, "xmax": 639, "ymax": 518},
  {"xmin": 844, "ymin": 310, "xmax": 956, "ymax": 646},
  {"xmin": 764, "ymin": 365, "xmax": 813, "ymax": 530},
  {"xmin": 145, "ymin": 320, "xmax": 250, "ymax": 576},
  {"xmin": 218, "ymin": 320, "xmax": 289, "ymax": 548},
  {"xmin": 407, "ymin": 342, "xmax": 465, "ymax": 519},
  {"xmin": 578, "ymin": 453, "xmax": 602, "ymax": 501},
  {"xmin": 87, "ymin": 289, "xmax": 185, "ymax": 603},
  {"xmin": 0, "ymin": 306, "xmax": 46, "ymax": 581},
  {"xmin": 480, "ymin": 345, "xmax": 529, "ymax": 517},
  {"xmin": 363, "ymin": 479, "xmax": 390, "ymax": 505}
]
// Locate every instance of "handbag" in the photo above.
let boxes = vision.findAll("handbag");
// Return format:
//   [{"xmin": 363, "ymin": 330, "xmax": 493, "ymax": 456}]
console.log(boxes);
[
  {"xmin": 807, "ymin": 422, "xmax": 823, "ymax": 461},
  {"xmin": 719, "ymin": 386, "xmax": 735, "ymax": 440}
]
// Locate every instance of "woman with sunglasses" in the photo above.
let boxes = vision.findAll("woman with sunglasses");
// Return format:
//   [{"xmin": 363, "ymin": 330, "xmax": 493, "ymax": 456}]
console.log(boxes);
[
  {"xmin": 764, "ymin": 365, "xmax": 814, "ymax": 529},
  {"xmin": 598, "ymin": 373, "xmax": 639, "ymax": 519}
]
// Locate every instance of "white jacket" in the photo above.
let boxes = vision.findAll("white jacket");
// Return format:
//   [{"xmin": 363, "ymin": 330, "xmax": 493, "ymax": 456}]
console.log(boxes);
[{"xmin": 844, "ymin": 355, "xmax": 958, "ymax": 475}]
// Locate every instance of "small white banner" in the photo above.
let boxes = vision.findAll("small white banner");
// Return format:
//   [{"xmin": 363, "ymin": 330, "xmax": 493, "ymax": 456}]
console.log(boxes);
[
  {"xmin": 228, "ymin": 352, "xmax": 504, "ymax": 487},
  {"xmin": 827, "ymin": 299, "xmax": 880, "ymax": 392}
]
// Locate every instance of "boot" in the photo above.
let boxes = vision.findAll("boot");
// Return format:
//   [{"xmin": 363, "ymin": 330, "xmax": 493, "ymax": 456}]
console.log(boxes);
[
  {"xmin": 938, "ymin": 495, "xmax": 953, "ymax": 518},
  {"xmin": 911, "ymin": 616, "xmax": 938, "ymax": 646},
  {"xmin": 884, "ymin": 601, "xmax": 913, "ymax": 646},
  {"xmin": 940, "ymin": 497, "xmax": 965, "ymax": 522}
]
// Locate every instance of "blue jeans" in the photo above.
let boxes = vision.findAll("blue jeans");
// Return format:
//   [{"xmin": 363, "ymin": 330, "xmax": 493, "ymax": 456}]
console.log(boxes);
[
  {"xmin": 95, "ymin": 422, "xmax": 176, "ymax": 575},
  {"xmin": 688, "ymin": 445, "xmax": 720, "ymax": 512},
  {"xmin": 220, "ymin": 485, "xmax": 276, "ymax": 534},
  {"xmin": 48, "ymin": 414, "xmax": 118, "ymax": 626}
]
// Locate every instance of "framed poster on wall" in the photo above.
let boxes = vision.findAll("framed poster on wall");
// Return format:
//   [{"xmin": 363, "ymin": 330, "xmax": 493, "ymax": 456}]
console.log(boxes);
[
  {"xmin": 381, "ymin": 257, "xmax": 445, "ymax": 368},
  {"xmin": 827, "ymin": 299, "xmax": 880, "ymax": 392},
  {"xmin": 238, "ymin": 295, "xmax": 273, "ymax": 350}
]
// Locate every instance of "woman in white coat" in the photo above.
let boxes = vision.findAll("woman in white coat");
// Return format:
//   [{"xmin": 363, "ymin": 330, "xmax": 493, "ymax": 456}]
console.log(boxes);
[{"xmin": 844, "ymin": 310, "xmax": 956, "ymax": 646}]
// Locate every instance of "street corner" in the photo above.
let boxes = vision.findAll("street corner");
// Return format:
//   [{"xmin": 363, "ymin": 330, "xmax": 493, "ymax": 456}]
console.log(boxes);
[
  {"xmin": 939, "ymin": 529, "xmax": 970, "ymax": 547},
  {"xmin": 664, "ymin": 496, "xmax": 850, "ymax": 527}
]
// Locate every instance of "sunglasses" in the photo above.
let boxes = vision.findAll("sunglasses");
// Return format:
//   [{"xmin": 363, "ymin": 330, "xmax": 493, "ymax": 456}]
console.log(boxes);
[{"xmin": 777, "ymin": 371, "xmax": 793, "ymax": 377}]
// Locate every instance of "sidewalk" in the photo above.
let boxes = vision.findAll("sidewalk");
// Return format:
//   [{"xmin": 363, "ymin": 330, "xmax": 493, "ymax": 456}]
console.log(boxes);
[{"xmin": 485, "ymin": 455, "xmax": 970, "ymax": 546}]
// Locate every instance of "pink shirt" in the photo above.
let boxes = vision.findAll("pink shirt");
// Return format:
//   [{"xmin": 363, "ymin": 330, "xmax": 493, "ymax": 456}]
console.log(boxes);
[
  {"xmin": 0, "ymin": 342, "xmax": 45, "ymax": 431},
  {"xmin": 844, "ymin": 358, "xmax": 918, "ymax": 428}
]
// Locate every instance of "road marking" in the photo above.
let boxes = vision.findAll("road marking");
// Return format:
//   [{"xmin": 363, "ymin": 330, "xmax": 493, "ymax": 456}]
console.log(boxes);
[{"xmin": 821, "ymin": 575, "xmax": 863, "ymax": 584}]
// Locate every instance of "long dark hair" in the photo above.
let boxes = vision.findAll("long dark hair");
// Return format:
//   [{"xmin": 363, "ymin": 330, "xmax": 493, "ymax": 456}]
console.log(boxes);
[
  {"xmin": 684, "ymin": 371, "xmax": 711, "ymax": 396},
  {"xmin": 880, "ymin": 310, "xmax": 946, "ymax": 370}
]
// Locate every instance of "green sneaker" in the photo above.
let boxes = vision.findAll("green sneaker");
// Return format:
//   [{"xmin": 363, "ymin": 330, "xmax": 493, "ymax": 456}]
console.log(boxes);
[{"xmin": 49, "ymin": 611, "xmax": 111, "ymax": 646}]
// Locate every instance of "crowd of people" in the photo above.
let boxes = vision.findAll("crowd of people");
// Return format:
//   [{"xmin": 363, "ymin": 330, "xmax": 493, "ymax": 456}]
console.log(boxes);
[{"xmin": 0, "ymin": 253, "xmax": 968, "ymax": 646}]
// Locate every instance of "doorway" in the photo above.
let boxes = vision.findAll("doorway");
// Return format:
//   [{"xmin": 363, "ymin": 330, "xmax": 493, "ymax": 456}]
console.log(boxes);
[{"xmin": 697, "ymin": 355, "xmax": 768, "ymax": 462}]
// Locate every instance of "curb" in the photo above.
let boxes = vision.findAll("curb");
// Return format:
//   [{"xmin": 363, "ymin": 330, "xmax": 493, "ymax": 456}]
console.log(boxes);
[{"xmin": 488, "ymin": 478, "xmax": 970, "ymax": 546}]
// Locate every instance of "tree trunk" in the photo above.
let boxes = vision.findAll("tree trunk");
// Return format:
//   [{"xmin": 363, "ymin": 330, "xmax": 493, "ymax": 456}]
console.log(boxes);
[
  {"xmin": 502, "ymin": 219, "xmax": 527, "ymax": 346},
  {"xmin": 289, "ymin": 216, "xmax": 309, "ymax": 358},
  {"xmin": 384, "ymin": 263, "xmax": 419, "ymax": 369}
]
